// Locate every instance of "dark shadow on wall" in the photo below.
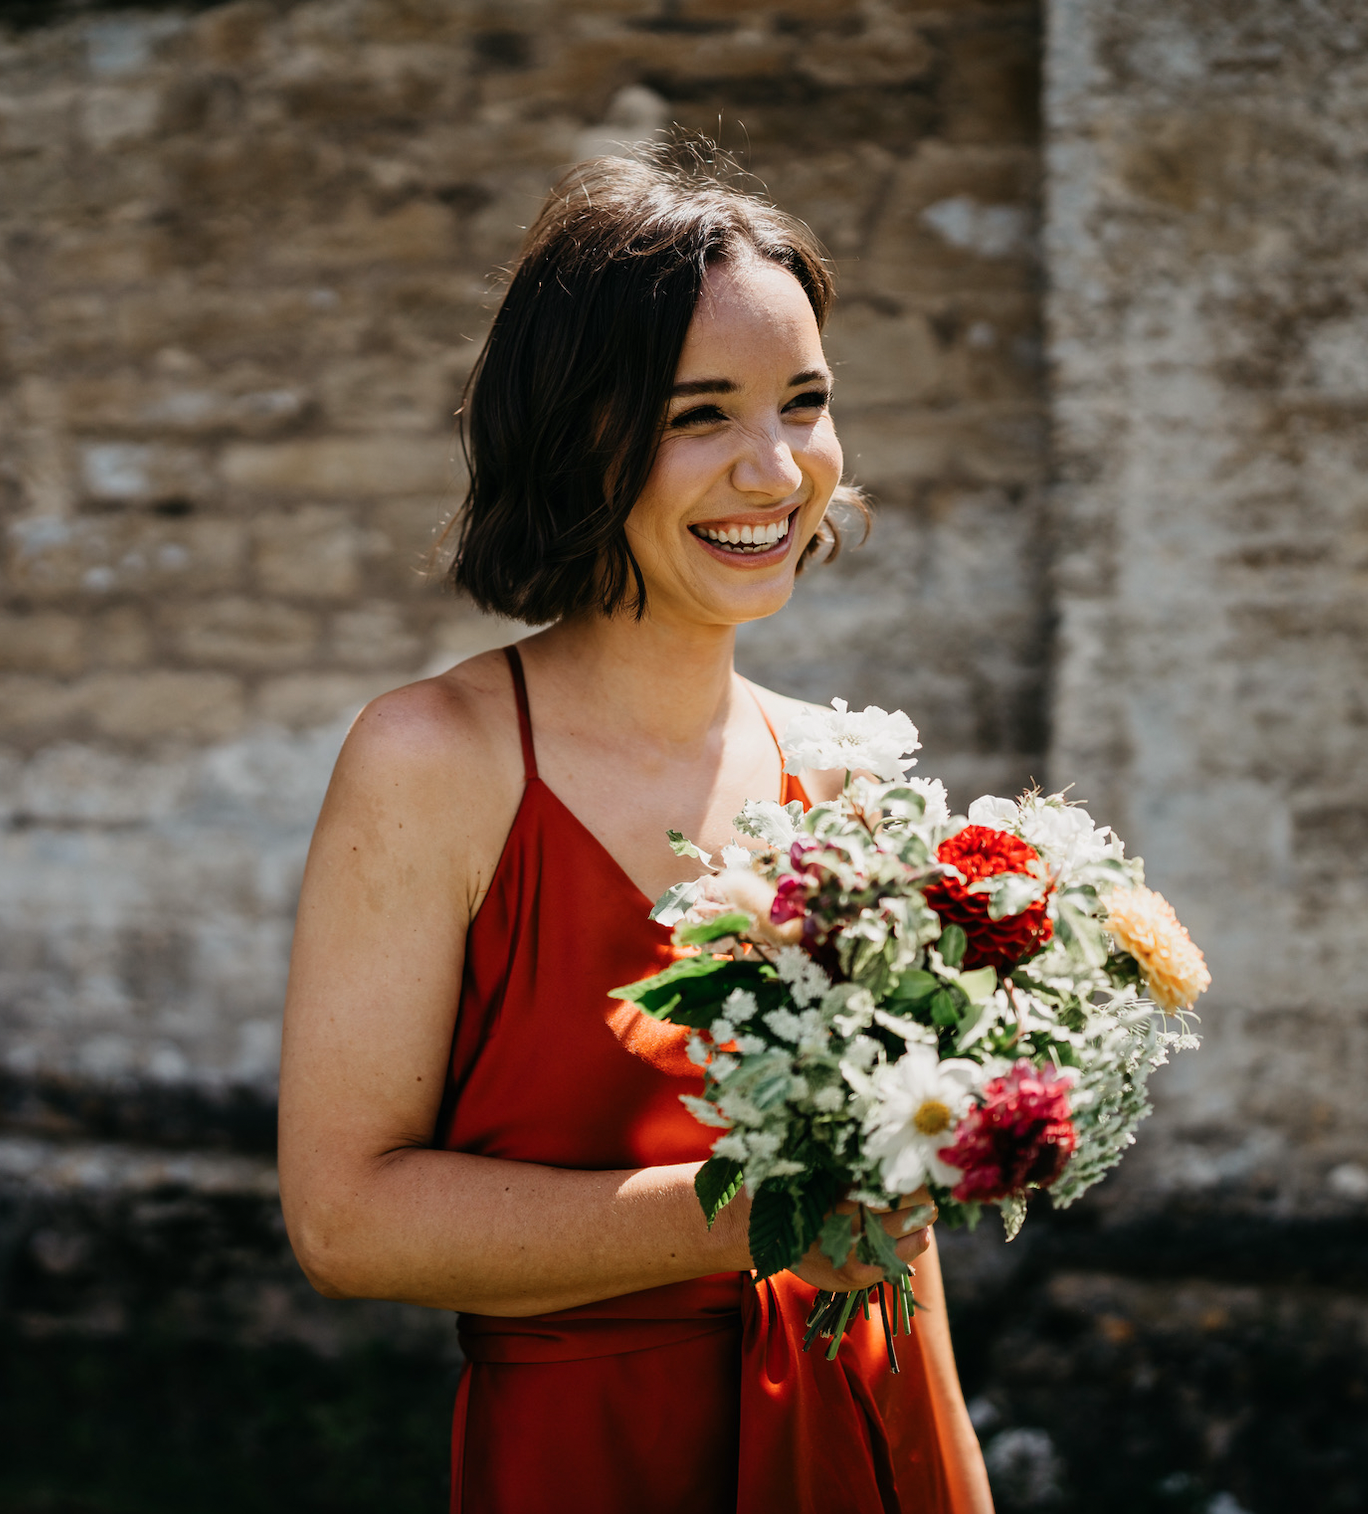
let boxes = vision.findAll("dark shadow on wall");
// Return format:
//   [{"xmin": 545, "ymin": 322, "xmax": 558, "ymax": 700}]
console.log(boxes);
[
  {"xmin": 0, "ymin": 1331, "xmax": 457, "ymax": 1513},
  {"xmin": 0, "ymin": 0, "xmax": 228, "ymax": 29}
]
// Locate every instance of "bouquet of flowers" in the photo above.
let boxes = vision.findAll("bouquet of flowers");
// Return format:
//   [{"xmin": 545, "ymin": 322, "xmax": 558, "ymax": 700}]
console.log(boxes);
[{"xmin": 611, "ymin": 698, "xmax": 1210, "ymax": 1365}]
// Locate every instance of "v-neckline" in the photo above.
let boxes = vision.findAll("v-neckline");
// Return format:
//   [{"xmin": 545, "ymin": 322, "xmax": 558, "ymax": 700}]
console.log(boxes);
[{"xmin": 526, "ymin": 774, "xmax": 663, "ymax": 911}]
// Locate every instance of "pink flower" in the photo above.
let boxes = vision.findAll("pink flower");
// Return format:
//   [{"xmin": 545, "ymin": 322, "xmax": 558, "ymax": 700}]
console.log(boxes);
[
  {"xmin": 770, "ymin": 873, "xmax": 811, "ymax": 924},
  {"xmin": 938, "ymin": 1061, "xmax": 1077, "ymax": 1203}
]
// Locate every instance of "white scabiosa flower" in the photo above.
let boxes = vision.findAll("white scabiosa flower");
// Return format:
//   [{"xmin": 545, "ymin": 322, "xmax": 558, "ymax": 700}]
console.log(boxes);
[
  {"xmin": 863, "ymin": 1044, "xmax": 983, "ymax": 1194},
  {"xmin": 781, "ymin": 698, "xmax": 921, "ymax": 781},
  {"xmin": 967, "ymin": 795, "xmax": 1020, "ymax": 831},
  {"xmin": 906, "ymin": 777, "xmax": 951, "ymax": 826},
  {"xmin": 1022, "ymin": 801, "xmax": 1122, "ymax": 875}
]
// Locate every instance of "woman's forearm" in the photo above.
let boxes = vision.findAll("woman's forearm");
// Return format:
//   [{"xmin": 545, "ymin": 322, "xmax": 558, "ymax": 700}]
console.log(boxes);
[{"xmin": 283, "ymin": 1149, "xmax": 753, "ymax": 1316}]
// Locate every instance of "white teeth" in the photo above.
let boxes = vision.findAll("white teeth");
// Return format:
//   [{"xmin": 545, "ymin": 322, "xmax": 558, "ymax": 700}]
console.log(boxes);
[{"xmin": 695, "ymin": 514, "xmax": 793, "ymax": 552}]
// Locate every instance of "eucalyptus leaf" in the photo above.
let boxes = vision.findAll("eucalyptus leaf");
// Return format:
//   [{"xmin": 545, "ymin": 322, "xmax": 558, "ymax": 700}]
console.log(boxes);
[
  {"xmin": 667, "ymin": 829, "xmax": 712, "ymax": 867},
  {"xmin": 649, "ymin": 879, "xmax": 701, "ymax": 927}
]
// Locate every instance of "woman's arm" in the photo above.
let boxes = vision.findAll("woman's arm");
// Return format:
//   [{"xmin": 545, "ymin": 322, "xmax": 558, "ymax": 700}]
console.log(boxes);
[
  {"xmin": 279, "ymin": 670, "xmax": 753, "ymax": 1315},
  {"xmin": 914, "ymin": 1234, "xmax": 995, "ymax": 1514},
  {"xmin": 279, "ymin": 666, "xmax": 932, "ymax": 1317}
]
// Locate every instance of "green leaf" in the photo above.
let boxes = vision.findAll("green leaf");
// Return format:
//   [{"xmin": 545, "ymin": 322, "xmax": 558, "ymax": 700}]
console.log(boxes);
[
  {"xmin": 930, "ymin": 988, "xmax": 963, "ymax": 1027},
  {"xmin": 887, "ymin": 968, "xmax": 938, "ymax": 1005},
  {"xmin": 667, "ymin": 829, "xmax": 712, "ymax": 866},
  {"xmin": 818, "ymin": 1212, "xmax": 856, "ymax": 1268},
  {"xmin": 649, "ymin": 880, "xmax": 700, "ymax": 926},
  {"xmin": 748, "ymin": 1185, "xmax": 803, "ymax": 1280},
  {"xmin": 858, "ymin": 1209, "xmax": 910, "ymax": 1281},
  {"xmin": 957, "ymin": 966, "xmax": 998, "ymax": 1005},
  {"xmin": 694, "ymin": 1156, "xmax": 744, "ymax": 1229},
  {"xmin": 795, "ymin": 1170, "xmax": 845, "ymax": 1255},
  {"xmin": 938, "ymin": 923, "xmax": 967, "ymax": 968},
  {"xmin": 1056, "ymin": 898, "xmax": 1108, "ymax": 969},
  {"xmin": 609, "ymin": 956, "xmax": 775, "ymax": 1027},
  {"xmin": 674, "ymin": 911, "xmax": 750, "ymax": 947}
]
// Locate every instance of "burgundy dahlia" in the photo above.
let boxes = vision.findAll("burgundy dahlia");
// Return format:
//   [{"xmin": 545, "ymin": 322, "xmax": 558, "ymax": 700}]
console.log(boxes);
[
  {"xmin": 938, "ymin": 1061, "xmax": 1077, "ymax": 1203},
  {"xmin": 923, "ymin": 825, "xmax": 1054, "ymax": 971}
]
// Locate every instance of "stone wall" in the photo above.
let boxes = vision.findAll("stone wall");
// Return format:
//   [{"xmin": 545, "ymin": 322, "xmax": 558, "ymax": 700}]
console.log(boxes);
[
  {"xmin": 0, "ymin": 0, "xmax": 1046, "ymax": 1126},
  {"xmin": 1044, "ymin": 0, "xmax": 1368, "ymax": 1219}
]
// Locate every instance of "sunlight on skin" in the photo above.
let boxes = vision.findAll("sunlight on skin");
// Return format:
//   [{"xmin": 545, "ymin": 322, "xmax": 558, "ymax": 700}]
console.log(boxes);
[{"xmin": 624, "ymin": 253, "xmax": 843, "ymax": 633}]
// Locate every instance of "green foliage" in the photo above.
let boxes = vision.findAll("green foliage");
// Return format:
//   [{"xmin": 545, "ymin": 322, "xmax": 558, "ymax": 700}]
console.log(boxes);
[
  {"xmin": 748, "ymin": 1185, "xmax": 803, "ymax": 1280},
  {"xmin": 818, "ymin": 1212, "xmax": 856, "ymax": 1268},
  {"xmin": 674, "ymin": 911, "xmax": 750, "ymax": 947},
  {"xmin": 856, "ymin": 1210, "xmax": 910, "ymax": 1280},
  {"xmin": 938, "ymin": 923, "xmax": 968, "ymax": 967},
  {"xmin": 886, "ymin": 968, "xmax": 938, "ymax": 1005},
  {"xmin": 608, "ymin": 955, "xmax": 776, "ymax": 1026},
  {"xmin": 930, "ymin": 987, "xmax": 964, "ymax": 1026},
  {"xmin": 666, "ymin": 829, "xmax": 711, "ymax": 864},
  {"xmin": 694, "ymin": 1155, "xmax": 744, "ymax": 1228}
]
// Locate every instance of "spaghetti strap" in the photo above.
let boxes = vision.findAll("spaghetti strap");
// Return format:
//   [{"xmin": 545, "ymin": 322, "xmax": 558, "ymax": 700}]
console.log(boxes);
[
  {"xmin": 503, "ymin": 645, "xmax": 539, "ymax": 783},
  {"xmin": 741, "ymin": 677, "xmax": 786, "ymax": 765}
]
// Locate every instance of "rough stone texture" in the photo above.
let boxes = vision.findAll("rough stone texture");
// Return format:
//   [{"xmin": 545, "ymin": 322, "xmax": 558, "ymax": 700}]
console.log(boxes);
[
  {"xmin": 0, "ymin": 0, "xmax": 1046, "ymax": 1109},
  {"xmin": 1044, "ymin": 0, "xmax": 1368, "ymax": 1219}
]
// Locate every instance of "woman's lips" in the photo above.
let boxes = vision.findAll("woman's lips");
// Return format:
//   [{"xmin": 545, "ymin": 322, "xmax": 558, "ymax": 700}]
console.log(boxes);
[{"xmin": 688, "ymin": 508, "xmax": 797, "ymax": 561}]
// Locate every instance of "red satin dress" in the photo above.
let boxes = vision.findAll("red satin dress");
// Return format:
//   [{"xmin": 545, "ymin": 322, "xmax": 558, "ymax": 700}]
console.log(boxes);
[{"xmin": 439, "ymin": 646, "xmax": 961, "ymax": 1514}]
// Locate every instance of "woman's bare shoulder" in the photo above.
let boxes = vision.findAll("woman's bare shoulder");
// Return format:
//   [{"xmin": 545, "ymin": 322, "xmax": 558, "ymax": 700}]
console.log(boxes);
[
  {"xmin": 744, "ymin": 680, "xmax": 844, "ymax": 803},
  {"xmin": 321, "ymin": 649, "xmax": 524, "ymax": 857}
]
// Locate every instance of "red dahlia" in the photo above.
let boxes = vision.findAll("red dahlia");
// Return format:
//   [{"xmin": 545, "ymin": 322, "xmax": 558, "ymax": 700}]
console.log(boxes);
[
  {"xmin": 938, "ymin": 1061, "xmax": 1077, "ymax": 1203},
  {"xmin": 923, "ymin": 825, "xmax": 1054, "ymax": 971}
]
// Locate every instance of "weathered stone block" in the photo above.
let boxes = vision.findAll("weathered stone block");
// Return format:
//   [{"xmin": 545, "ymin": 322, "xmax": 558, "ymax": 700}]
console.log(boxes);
[
  {"xmin": 82, "ymin": 671, "xmax": 246, "ymax": 744},
  {"xmin": 326, "ymin": 603, "xmax": 425, "ymax": 670},
  {"xmin": 223, "ymin": 437, "xmax": 455, "ymax": 498},
  {"xmin": 250, "ymin": 507, "xmax": 368, "ymax": 600},
  {"xmin": 80, "ymin": 440, "xmax": 213, "ymax": 505},
  {"xmin": 88, "ymin": 606, "xmax": 153, "ymax": 670},
  {"xmin": 5, "ymin": 515, "xmax": 247, "ymax": 600},
  {"xmin": 254, "ymin": 671, "xmax": 400, "ymax": 730},
  {"xmin": 162, "ymin": 598, "xmax": 321, "ymax": 673},
  {"xmin": 0, "ymin": 612, "xmax": 85, "ymax": 676}
]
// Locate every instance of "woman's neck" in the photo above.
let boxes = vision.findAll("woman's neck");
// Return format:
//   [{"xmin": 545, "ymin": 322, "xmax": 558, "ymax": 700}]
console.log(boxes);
[{"xmin": 524, "ymin": 611, "xmax": 740, "ymax": 756}]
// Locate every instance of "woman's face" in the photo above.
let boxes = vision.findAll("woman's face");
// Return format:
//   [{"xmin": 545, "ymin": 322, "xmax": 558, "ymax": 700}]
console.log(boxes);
[{"xmin": 625, "ymin": 254, "xmax": 843, "ymax": 629}]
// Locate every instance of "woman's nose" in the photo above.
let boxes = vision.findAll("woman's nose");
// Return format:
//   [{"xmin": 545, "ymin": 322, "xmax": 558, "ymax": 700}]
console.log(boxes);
[{"xmin": 732, "ymin": 435, "xmax": 804, "ymax": 499}]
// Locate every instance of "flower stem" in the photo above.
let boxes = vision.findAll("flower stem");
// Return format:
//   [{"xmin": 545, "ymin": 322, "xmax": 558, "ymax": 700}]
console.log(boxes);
[
  {"xmin": 878, "ymin": 1283, "xmax": 900, "ymax": 1373},
  {"xmin": 824, "ymin": 1289, "xmax": 861, "ymax": 1360}
]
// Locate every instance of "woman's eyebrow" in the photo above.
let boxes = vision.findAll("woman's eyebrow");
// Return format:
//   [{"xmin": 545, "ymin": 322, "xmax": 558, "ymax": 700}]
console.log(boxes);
[
  {"xmin": 671, "ymin": 369, "xmax": 832, "ymax": 398},
  {"xmin": 671, "ymin": 377, "xmax": 736, "ymax": 397}
]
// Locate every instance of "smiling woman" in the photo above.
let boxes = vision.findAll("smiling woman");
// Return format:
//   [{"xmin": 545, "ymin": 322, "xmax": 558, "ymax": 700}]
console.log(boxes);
[{"xmin": 278, "ymin": 153, "xmax": 991, "ymax": 1514}]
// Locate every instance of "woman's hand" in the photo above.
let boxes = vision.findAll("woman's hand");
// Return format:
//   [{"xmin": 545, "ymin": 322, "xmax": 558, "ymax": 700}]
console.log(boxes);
[{"xmin": 789, "ymin": 1190, "xmax": 937, "ymax": 1293}]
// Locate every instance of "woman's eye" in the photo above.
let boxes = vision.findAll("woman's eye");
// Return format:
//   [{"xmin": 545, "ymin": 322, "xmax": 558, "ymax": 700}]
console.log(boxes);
[
  {"xmin": 784, "ymin": 389, "xmax": 830, "ymax": 415},
  {"xmin": 670, "ymin": 404, "xmax": 728, "ymax": 429}
]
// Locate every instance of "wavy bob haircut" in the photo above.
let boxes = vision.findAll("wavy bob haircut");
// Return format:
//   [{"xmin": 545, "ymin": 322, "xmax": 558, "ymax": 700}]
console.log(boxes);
[{"xmin": 443, "ymin": 152, "xmax": 867, "ymax": 624}]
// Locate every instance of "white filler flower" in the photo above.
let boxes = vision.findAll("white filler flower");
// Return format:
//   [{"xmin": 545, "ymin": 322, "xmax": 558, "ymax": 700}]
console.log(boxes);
[
  {"xmin": 781, "ymin": 698, "xmax": 921, "ymax": 781},
  {"xmin": 863, "ymin": 1045, "xmax": 982, "ymax": 1193}
]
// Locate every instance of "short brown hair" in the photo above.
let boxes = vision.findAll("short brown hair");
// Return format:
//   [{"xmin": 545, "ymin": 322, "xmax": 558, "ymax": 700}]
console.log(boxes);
[{"xmin": 443, "ymin": 153, "xmax": 866, "ymax": 623}]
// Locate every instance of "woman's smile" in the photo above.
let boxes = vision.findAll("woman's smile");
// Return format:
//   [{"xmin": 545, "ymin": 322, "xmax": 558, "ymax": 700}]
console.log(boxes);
[{"xmin": 688, "ymin": 507, "xmax": 797, "ymax": 563}]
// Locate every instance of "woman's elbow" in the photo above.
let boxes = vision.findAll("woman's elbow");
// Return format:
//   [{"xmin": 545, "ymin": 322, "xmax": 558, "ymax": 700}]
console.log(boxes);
[{"xmin": 283, "ymin": 1200, "xmax": 372, "ymax": 1301}]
